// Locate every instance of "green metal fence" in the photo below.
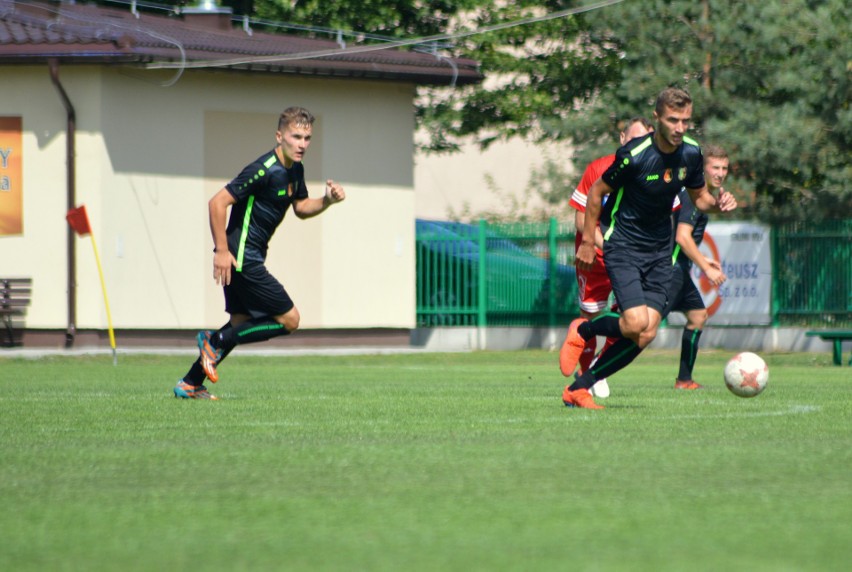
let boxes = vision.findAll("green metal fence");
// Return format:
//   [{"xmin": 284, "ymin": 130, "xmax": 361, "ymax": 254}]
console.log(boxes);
[
  {"xmin": 415, "ymin": 219, "xmax": 578, "ymax": 327},
  {"xmin": 417, "ymin": 218, "xmax": 852, "ymax": 328},
  {"xmin": 772, "ymin": 219, "xmax": 852, "ymax": 327}
]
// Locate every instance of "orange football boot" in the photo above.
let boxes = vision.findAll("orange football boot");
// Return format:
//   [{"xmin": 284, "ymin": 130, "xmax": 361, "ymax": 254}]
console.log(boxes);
[
  {"xmin": 559, "ymin": 318, "xmax": 588, "ymax": 377},
  {"xmin": 197, "ymin": 330, "xmax": 223, "ymax": 383},
  {"xmin": 562, "ymin": 386, "xmax": 604, "ymax": 409}
]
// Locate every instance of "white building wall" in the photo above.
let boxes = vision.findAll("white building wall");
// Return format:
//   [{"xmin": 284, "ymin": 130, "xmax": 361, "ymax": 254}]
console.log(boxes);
[
  {"xmin": 414, "ymin": 132, "xmax": 575, "ymax": 221},
  {"xmin": 0, "ymin": 65, "xmax": 417, "ymax": 331}
]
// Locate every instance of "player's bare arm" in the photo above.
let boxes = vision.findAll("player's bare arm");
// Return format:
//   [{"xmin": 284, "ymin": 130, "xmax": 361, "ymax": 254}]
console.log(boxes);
[
  {"xmin": 209, "ymin": 188, "xmax": 238, "ymax": 286},
  {"xmin": 573, "ymin": 210, "xmax": 606, "ymax": 252},
  {"xmin": 688, "ymin": 185, "xmax": 737, "ymax": 214},
  {"xmin": 576, "ymin": 178, "xmax": 612, "ymax": 270},
  {"xmin": 594, "ymin": 224, "xmax": 605, "ymax": 250},
  {"xmin": 675, "ymin": 222, "xmax": 727, "ymax": 286},
  {"xmin": 293, "ymin": 179, "xmax": 346, "ymax": 219}
]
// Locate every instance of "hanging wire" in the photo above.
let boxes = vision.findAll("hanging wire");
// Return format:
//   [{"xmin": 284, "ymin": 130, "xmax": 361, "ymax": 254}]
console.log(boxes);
[{"xmin": 144, "ymin": 0, "xmax": 626, "ymax": 71}]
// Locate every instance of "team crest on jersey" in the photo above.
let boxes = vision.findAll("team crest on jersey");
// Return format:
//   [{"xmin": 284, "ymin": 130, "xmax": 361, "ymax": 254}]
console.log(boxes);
[
  {"xmin": 663, "ymin": 169, "xmax": 673, "ymax": 183},
  {"xmin": 678, "ymin": 166, "xmax": 687, "ymax": 181}
]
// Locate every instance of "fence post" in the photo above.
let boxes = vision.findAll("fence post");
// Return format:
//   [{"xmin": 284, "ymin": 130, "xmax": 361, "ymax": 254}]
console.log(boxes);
[
  {"xmin": 477, "ymin": 219, "xmax": 487, "ymax": 335},
  {"xmin": 770, "ymin": 223, "xmax": 780, "ymax": 327},
  {"xmin": 548, "ymin": 217, "xmax": 558, "ymax": 327}
]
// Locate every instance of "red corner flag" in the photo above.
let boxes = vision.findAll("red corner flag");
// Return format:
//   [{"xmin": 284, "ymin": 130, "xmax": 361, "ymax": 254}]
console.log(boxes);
[{"xmin": 66, "ymin": 205, "xmax": 91, "ymax": 236}]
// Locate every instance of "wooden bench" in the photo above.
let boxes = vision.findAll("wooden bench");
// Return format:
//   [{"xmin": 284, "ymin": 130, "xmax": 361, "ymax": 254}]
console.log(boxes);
[
  {"xmin": 806, "ymin": 330, "xmax": 852, "ymax": 366},
  {"xmin": 1, "ymin": 277, "xmax": 32, "ymax": 347}
]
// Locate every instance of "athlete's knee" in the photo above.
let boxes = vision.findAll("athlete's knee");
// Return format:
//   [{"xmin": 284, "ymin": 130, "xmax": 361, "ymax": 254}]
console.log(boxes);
[
  {"xmin": 686, "ymin": 309, "xmax": 707, "ymax": 329},
  {"xmin": 633, "ymin": 308, "xmax": 661, "ymax": 349},
  {"xmin": 274, "ymin": 307, "xmax": 300, "ymax": 332},
  {"xmin": 619, "ymin": 312, "xmax": 648, "ymax": 339},
  {"xmin": 637, "ymin": 326, "xmax": 658, "ymax": 349}
]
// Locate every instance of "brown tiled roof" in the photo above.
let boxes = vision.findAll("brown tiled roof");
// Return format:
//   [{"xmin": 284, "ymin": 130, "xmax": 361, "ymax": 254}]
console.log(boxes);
[{"xmin": 0, "ymin": 0, "xmax": 482, "ymax": 85}]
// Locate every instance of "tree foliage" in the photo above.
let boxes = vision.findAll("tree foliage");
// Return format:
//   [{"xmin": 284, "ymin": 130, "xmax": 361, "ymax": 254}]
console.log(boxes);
[
  {"xmin": 559, "ymin": 0, "xmax": 852, "ymax": 221},
  {"xmin": 249, "ymin": 0, "xmax": 479, "ymax": 38},
  {"xmin": 419, "ymin": 0, "xmax": 851, "ymax": 221}
]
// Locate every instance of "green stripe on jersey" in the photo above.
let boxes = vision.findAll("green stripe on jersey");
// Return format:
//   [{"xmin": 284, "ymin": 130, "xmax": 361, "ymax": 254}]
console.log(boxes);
[
  {"xmin": 672, "ymin": 244, "xmax": 681, "ymax": 264},
  {"xmin": 263, "ymin": 154, "xmax": 277, "ymax": 169},
  {"xmin": 603, "ymin": 187, "xmax": 625, "ymax": 242},
  {"xmin": 630, "ymin": 137, "xmax": 653, "ymax": 156},
  {"xmin": 235, "ymin": 195, "xmax": 255, "ymax": 272}
]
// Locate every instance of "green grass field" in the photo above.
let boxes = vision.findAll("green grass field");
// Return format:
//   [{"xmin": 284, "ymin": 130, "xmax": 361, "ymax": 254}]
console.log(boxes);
[{"xmin": 1, "ymin": 348, "xmax": 850, "ymax": 571}]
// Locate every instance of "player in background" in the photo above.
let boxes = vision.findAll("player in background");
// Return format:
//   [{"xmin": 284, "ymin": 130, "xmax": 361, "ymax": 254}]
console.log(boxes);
[
  {"xmin": 559, "ymin": 87, "xmax": 737, "ymax": 409},
  {"xmin": 174, "ymin": 106, "xmax": 346, "ymax": 400},
  {"xmin": 662, "ymin": 144, "xmax": 730, "ymax": 389},
  {"xmin": 568, "ymin": 117, "xmax": 654, "ymax": 398}
]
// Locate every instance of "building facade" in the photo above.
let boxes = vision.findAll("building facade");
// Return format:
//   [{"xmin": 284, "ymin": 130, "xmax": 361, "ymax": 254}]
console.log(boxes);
[{"xmin": 0, "ymin": 0, "xmax": 480, "ymax": 345}]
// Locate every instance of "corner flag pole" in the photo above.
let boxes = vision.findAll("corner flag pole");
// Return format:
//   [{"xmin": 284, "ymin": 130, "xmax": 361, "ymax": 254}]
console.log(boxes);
[
  {"xmin": 66, "ymin": 205, "xmax": 117, "ymax": 365},
  {"xmin": 89, "ymin": 229, "xmax": 117, "ymax": 365}
]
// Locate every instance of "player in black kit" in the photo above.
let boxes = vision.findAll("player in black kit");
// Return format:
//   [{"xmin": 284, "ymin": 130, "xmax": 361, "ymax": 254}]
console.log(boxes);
[
  {"xmin": 662, "ymin": 144, "xmax": 730, "ymax": 390},
  {"xmin": 559, "ymin": 87, "xmax": 737, "ymax": 409},
  {"xmin": 174, "ymin": 106, "xmax": 346, "ymax": 400}
]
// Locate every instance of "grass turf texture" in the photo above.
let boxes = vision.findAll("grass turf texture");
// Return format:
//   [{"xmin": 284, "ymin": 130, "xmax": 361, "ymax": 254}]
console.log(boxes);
[{"xmin": 1, "ymin": 349, "xmax": 850, "ymax": 571}]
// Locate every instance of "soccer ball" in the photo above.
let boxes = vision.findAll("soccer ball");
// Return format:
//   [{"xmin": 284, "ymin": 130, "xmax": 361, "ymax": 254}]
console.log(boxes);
[{"xmin": 724, "ymin": 352, "xmax": 769, "ymax": 398}]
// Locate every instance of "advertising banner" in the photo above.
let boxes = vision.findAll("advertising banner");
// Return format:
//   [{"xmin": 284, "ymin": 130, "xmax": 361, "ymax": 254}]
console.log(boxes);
[
  {"xmin": 667, "ymin": 221, "xmax": 772, "ymax": 326},
  {"xmin": 0, "ymin": 116, "xmax": 23, "ymax": 235}
]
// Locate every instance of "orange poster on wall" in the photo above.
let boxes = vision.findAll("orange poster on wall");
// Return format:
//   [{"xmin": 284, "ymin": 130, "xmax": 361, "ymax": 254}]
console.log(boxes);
[{"xmin": 0, "ymin": 116, "xmax": 23, "ymax": 235}]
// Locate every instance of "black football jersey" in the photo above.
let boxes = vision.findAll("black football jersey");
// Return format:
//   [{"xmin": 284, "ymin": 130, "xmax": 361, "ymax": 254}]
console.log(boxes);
[
  {"xmin": 600, "ymin": 133, "xmax": 705, "ymax": 252},
  {"xmin": 671, "ymin": 188, "xmax": 709, "ymax": 267},
  {"xmin": 225, "ymin": 150, "xmax": 309, "ymax": 270}
]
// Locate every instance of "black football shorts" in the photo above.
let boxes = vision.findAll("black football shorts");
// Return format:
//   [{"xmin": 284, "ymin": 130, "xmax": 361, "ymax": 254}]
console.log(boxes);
[
  {"xmin": 603, "ymin": 244, "xmax": 670, "ymax": 313},
  {"xmin": 662, "ymin": 262, "xmax": 706, "ymax": 318},
  {"xmin": 223, "ymin": 262, "xmax": 294, "ymax": 318}
]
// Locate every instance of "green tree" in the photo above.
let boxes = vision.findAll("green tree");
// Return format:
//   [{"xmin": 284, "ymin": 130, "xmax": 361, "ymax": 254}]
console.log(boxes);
[
  {"xmin": 419, "ymin": 0, "xmax": 850, "ymax": 221},
  {"xmin": 565, "ymin": 0, "xmax": 852, "ymax": 221},
  {"xmin": 415, "ymin": 1, "xmax": 620, "ymax": 153},
  {"xmin": 250, "ymin": 0, "xmax": 479, "ymax": 38}
]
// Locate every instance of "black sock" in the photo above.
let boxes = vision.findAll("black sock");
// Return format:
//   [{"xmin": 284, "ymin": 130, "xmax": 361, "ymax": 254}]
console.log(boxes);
[
  {"xmin": 208, "ymin": 321, "xmax": 234, "ymax": 350},
  {"xmin": 182, "ymin": 346, "xmax": 235, "ymax": 387},
  {"xmin": 568, "ymin": 338, "xmax": 642, "ymax": 390},
  {"xmin": 182, "ymin": 359, "xmax": 207, "ymax": 386},
  {"xmin": 678, "ymin": 328, "xmax": 702, "ymax": 381},
  {"xmin": 218, "ymin": 317, "xmax": 291, "ymax": 347},
  {"xmin": 578, "ymin": 313, "xmax": 623, "ymax": 340},
  {"xmin": 570, "ymin": 369, "xmax": 597, "ymax": 391},
  {"xmin": 183, "ymin": 322, "xmax": 236, "ymax": 386}
]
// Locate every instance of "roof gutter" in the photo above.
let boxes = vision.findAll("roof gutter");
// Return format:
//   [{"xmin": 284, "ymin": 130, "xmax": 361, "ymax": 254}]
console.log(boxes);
[{"xmin": 48, "ymin": 58, "xmax": 77, "ymax": 348}]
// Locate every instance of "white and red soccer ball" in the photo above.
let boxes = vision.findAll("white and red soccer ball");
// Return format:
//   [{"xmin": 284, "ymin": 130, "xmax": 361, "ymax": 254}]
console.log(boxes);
[{"xmin": 724, "ymin": 352, "xmax": 769, "ymax": 398}]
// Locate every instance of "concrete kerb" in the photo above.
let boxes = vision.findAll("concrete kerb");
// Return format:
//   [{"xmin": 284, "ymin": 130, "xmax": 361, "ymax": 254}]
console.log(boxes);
[
  {"xmin": 411, "ymin": 326, "xmax": 840, "ymax": 353},
  {"xmin": 0, "ymin": 327, "xmax": 839, "ymax": 357}
]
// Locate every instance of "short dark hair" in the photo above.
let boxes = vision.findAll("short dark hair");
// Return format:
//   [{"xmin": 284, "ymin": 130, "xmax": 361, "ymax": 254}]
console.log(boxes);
[
  {"xmin": 655, "ymin": 87, "xmax": 692, "ymax": 115},
  {"xmin": 278, "ymin": 107, "xmax": 315, "ymax": 131}
]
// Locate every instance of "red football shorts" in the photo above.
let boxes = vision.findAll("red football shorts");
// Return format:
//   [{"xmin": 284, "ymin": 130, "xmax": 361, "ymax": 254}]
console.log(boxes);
[{"xmin": 576, "ymin": 255, "xmax": 612, "ymax": 314}]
